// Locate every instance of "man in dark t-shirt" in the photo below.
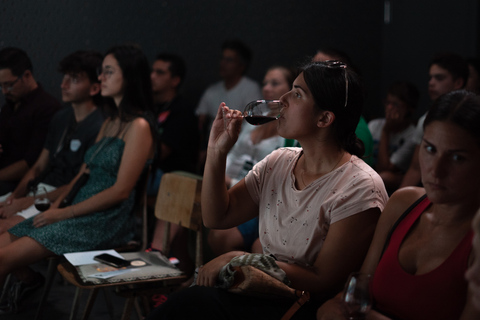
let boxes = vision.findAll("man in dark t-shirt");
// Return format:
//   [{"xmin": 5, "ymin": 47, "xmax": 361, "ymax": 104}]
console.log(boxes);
[
  {"xmin": 0, "ymin": 47, "xmax": 62, "ymax": 194},
  {"xmin": 148, "ymin": 53, "xmax": 199, "ymax": 194},
  {"xmin": 0, "ymin": 50, "xmax": 104, "ymax": 235}
]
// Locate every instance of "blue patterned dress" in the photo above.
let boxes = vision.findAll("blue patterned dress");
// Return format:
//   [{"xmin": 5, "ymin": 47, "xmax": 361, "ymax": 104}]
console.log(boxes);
[{"xmin": 9, "ymin": 137, "xmax": 137, "ymax": 255}]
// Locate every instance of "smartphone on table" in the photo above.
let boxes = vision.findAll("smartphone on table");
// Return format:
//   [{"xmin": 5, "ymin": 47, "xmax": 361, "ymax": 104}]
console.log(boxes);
[{"xmin": 93, "ymin": 253, "xmax": 131, "ymax": 268}]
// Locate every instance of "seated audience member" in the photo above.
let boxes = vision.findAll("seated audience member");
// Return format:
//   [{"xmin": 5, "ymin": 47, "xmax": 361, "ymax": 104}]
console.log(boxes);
[
  {"xmin": 146, "ymin": 61, "xmax": 388, "ymax": 319},
  {"xmin": 368, "ymin": 81, "xmax": 419, "ymax": 193},
  {"xmin": 0, "ymin": 47, "xmax": 62, "ymax": 194},
  {"xmin": 317, "ymin": 90, "xmax": 480, "ymax": 320},
  {"xmin": 196, "ymin": 39, "xmax": 262, "ymax": 173},
  {"xmin": 313, "ymin": 48, "xmax": 374, "ymax": 167},
  {"xmin": 208, "ymin": 65, "xmax": 296, "ymax": 256},
  {"xmin": 146, "ymin": 53, "xmax": 199, "ymax": 275},
  {"xmin": 466, "ymin": 207, "xmax": 480, "ymax": 311},
  {"xmin": 148, "ymin": 52, "xmax": 199, "ymax": 193},
  {"xmin": 0, "ymin": 44, "xmax": 155, "ymax": 314},
  {"xmin": 400, "ymin": 52, "xmax": 468, "ymax": 188},
  {"xmin": 466, "ymin": 57, "xmax": 480, "ymax": 94},
  {"xmin": 0, "ymin": 50, "xmax": 105, "ymax": 234}
]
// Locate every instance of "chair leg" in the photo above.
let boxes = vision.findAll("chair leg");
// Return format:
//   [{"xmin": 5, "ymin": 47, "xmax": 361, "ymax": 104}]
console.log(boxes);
[
  {"xmin": 121, "ymin": 296, "xmax": 134, "ymax": 320},
  {"xmin": 0, "ymin": 274, "xmax": 12, "ymax": 303},
  {"xmin": 34, "ymin": 257, "xmax": 59, "ymax": 320},
  {"xmin": 69, "ymin": 287, "xmax": 83, "ymax": 320},
  {"xmin": 80, "ymin": 288, "xmax": 99, "ymax": 320},
  {"xmin": 102, "ymin": 288, "xmax": 116, "ymax": 320}
]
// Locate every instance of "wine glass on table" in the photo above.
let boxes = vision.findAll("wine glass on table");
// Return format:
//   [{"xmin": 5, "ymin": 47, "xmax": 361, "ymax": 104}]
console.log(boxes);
[
  {"xmin": 243, "ymin": 100, "xmax": 283, "ymax": 125},
  {"xmin": 34, "ymin": 186, "xmax": 51, "ymax": 212},
  {"xmin": 342, "ymin": 272, "xmax": 372, "ymax": 320}
]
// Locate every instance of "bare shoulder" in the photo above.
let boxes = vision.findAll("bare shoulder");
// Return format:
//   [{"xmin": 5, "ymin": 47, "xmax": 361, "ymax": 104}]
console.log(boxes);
[
  {"xmin": 382, "ymin": 186, "xmax": 426, "ymax": 225},
  {"xmin": 124, "ymin": 117, "xmax": 152, "ymax": 139}
]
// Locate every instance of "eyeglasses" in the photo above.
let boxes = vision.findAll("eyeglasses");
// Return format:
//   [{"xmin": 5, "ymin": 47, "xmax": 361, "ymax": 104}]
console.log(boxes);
[
  {"xmin": 97, "ymin": 66, "xmax": 115, "ymax": 78},
  {"xmin": 0, "ymin": 74, "xmax": 24, "ymax": 92},
  {"xmin": 321, "ymin": 60, "xmax": 348, "ymax": 108}
]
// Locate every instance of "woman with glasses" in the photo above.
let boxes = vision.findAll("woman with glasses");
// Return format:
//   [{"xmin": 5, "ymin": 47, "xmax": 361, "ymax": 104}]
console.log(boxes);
[
  {"xmin": 317, "ymin": 90, "xmax": 480, "ymax": 320},
  {"xmin": 146, "ymin": 61, "xmax": 388, "ymax": 319},
  {"xmin": 0, "ymin": 44, "xmax": 155, "ymax": 313}
]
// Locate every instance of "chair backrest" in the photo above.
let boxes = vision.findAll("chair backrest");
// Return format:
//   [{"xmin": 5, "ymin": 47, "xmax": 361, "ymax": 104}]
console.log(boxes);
[
  {"xmin": 155, "ymin": 171, "xmax": 202, "ymax": 231},
  {"xmin": 154, "ymin": 171, "xmax": 203, "ymax": 267}
]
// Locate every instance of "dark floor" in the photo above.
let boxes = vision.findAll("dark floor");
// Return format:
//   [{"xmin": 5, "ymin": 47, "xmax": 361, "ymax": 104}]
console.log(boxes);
[{"xmin": 1, "ymin": 259, "xmax": 151, "ymax": 320}]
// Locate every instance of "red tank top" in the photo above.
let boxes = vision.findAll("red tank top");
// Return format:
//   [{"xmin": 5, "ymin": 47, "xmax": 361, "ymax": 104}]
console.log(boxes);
[{"xmin": 371, "ymin": 196, "xmax": 473, "ymax": 320}]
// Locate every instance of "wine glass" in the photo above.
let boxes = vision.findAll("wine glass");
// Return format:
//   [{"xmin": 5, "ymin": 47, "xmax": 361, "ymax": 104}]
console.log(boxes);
[
  {"xmin": 243, "ymin": 100, "xmax": 283, "ymax": 125},
  {"xmin": 34, "ymin": 186, "xmax": 51, "ymax": 212},
  {"xmin": 342, "ymin": 272, "xmax": 372, "ymax": 320}
]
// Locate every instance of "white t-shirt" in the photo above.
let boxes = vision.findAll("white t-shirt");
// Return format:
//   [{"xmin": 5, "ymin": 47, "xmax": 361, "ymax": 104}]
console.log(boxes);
[
  {"xmin": 368, "ymin": 118, "xmax": 417, "ymax": 172},
  {"xmin": 226, "ymin": 125, "xmax": 285, "ymax": 186},
  {"xmin": 244, "ymin": 148, "xmax": 388, "ymax": 267},
  {"xmin": 196, "ymin": 76, "xmax": 262, "ymax": 119}
]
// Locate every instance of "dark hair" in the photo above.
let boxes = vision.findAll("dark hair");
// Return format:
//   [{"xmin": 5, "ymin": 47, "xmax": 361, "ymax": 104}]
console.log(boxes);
[
  {"xmin": 267, "ymin": 65, "xmax": 297, "ymax": 90},
  {"xmin": 429, "ymin": 53, "xmax": 469, "ymax": 88},
  {"xmin": 155, "ymin": 53, "xmax": 186, "ymax": 89},
  {"xmin": 58, "ymin": 50, "xmax": 104, "ymax": 106},
  {"xmin": 221, "ymin": 39, "xmax": 253, "ymax": 72},
  {"xmin": 387, "ymin": 81, "xmax": 420, "ymax": 110},
  {"xmin": 302, "ymin": 61, "xmax": 365, "ymax": 156},
  {"xmin": 58, "ymin": 50, "xmax": 103, "ymax": 84},
  {"xmin": 0, "ymin": 47, "xmax": 33, "ymax": 76},
  {"xmin": 104, "ymin": 44, "xmax": 156, "ymax": 139},
  {"xmin": 424, "ymin": 90, "xmax": 480, "ymax": 146},
  {"xmin": 314, "ymin": 48, "xmax": 360, "ymax": 75}
]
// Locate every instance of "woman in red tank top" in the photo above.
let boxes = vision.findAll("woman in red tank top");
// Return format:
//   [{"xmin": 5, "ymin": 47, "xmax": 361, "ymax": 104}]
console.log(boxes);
[{"xmin": 317, "ymin": 90, "xmax": 480, "ymax": 320}]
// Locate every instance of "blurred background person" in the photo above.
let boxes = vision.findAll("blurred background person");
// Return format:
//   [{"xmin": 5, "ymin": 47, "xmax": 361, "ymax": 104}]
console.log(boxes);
[
  {"xmin": 196, "ymin": 39, "xmax": 262, "ymax": 174},
  {"xmin": 368, "ymin": 81, "xmax": 419, "ymax": 193},
  {"xmin": 0, "ymin": 47, "xmax": 62, "ymax": 195}
]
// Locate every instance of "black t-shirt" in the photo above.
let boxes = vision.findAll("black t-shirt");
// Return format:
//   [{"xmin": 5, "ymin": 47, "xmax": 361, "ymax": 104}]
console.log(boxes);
[
  {"xmin": 155, "ymin": 95, "xmax": 199, "ymax": 173},
  {"xmin": 0, "ymin": 84, "xmax": 62, "ymax": 168},
  {"xmin": 42, "ymin": 106, "xmax": 104, "ymax": 187}
]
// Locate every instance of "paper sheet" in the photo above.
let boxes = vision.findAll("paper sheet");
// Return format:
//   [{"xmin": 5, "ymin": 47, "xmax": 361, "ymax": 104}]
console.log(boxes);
[{"xmin": 64, "ymin": 249, "xmax": 124, "ymax": 266}]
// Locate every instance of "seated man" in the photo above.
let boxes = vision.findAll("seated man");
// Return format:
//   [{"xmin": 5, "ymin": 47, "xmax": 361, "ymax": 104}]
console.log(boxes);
[
  {"xmin": 368, "ymin": 81, "xmax": 419, "ymax": 193},
  {"xmin": 0, "ymin": 50, "xmax": 104, "ymax": 234},
  {"xmin": 0, "ymin": 47, "xmax": 62, "ymax": 194}
]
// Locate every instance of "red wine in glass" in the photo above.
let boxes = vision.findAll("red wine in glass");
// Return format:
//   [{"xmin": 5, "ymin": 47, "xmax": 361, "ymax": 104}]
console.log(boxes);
[
  {"xmin": 243, "ymin": 100, "xmax": 282, "ymax": 126},
  {"xmin": 34, "ymin": 186, "xmax": 51, "ymax": 212},
  {"xmin": 244, "ymin": 115, "xmax": 278, "ymax": 125}
]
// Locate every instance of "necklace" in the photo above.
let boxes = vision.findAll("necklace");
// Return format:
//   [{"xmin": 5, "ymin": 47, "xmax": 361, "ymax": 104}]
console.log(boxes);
[{"xmin": 300, "ymin": 152, "xmax": 345, "ymax": 188}]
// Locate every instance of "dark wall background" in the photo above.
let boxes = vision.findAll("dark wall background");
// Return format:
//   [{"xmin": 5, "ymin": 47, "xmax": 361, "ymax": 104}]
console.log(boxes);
[{"xmin": 0, "ymin": 0, "xmax": 477, "ymax": 121}]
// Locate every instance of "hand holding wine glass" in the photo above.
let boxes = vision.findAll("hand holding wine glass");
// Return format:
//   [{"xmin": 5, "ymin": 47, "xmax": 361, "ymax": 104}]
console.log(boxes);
[
  {"xmin": 34, "ymin": 186, "xmax": 51, "ymax": 212},
  {"xmin": 243, "ymin": 100, "xmax": 283, "ymax": 125},
  {"xmin": 342, "ymin": 272, "xmax": 372, "ymax": 320}
]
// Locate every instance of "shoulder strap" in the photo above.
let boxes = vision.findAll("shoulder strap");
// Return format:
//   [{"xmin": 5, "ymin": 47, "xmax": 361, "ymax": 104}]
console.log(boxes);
[{"xmin": 380, "ymin": 194, "xmax": 428, "ymax": 258}]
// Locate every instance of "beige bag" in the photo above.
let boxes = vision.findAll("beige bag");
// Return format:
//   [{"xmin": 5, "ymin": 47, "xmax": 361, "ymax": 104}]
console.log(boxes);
[{"xmin": 228, "ymin": 265, "xmax": 310, "ymax": 320}]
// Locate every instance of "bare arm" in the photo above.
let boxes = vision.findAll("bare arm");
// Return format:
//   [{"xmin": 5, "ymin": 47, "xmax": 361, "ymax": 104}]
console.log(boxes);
[
  {"xmin": 10, "ymin": 148, "xmax": 50, "ymax": 199},
  {"xmin": 399, "ymin": 145, "xmax": 421, "ymax": 188},
  {"xmin": 376, "ymin": 129, "xmax": 397, "ymax": 172},
  {"xmin": 0, "ymin": 160, "xmax": 29, "ymax": 182},
  {"xmin": 202, "ymin": 103, "xmax": 259, "ymax": 229},
  {"xmin": 281, "ymin": 208, "xmax": 380, "ymax": 298}
]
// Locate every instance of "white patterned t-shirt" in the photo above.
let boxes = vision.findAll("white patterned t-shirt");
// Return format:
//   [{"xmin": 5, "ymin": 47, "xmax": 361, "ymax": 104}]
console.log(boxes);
[{"xmin": 244, "ymin": 148, "xmax": 388, "ymax": 267}]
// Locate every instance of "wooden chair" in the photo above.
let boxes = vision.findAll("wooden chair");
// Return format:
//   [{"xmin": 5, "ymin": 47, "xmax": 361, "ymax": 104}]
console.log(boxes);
[
  {"xmin": 56, "ymin": 171, "xmax": 203, "ymax": 320},
  {"xmin": 32, "ymin": 166, "xmax": 151, "ymax": 320}
]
